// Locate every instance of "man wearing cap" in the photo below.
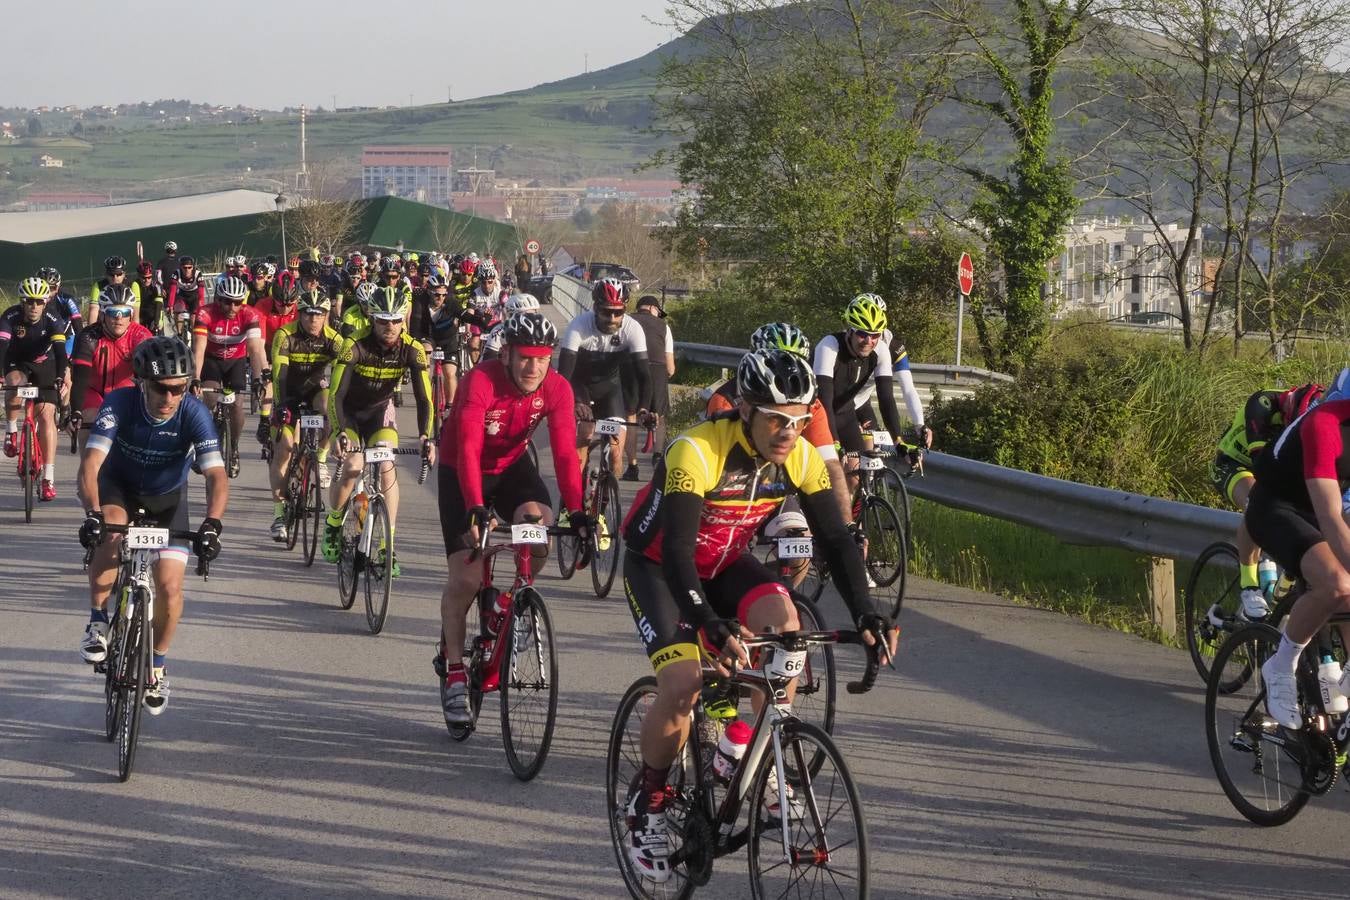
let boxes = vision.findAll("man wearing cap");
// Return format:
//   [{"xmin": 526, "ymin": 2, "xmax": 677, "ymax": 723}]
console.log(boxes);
[{"xmin": 623, "ymin": 295, "xmax": 676, "ymax": 480}]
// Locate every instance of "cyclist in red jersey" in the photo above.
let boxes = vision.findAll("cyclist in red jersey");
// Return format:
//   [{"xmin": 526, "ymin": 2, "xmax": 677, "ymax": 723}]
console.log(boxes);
[
  {"xmin": 69, "ymin": 289, "xmax": 154, "ymax": 449},
  {"xmin": 435, "ymin": 311, "xmax": 592, "ymax": 728},
  {"xmin": 1247, "ymin": 375, "xmax": 1350, "ymax": 728},
  {"xmin": 191, "ymin": 275, "xmax": 267, "ymax": 477},
  {"xmin": 252, "ymin": 281, "xmax": 301, "ymax": 445}
]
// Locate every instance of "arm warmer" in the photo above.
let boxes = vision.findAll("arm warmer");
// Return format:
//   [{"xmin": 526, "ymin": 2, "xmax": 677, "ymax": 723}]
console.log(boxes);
[
  {"xmin": 660, "ymin": 490, "xmax": 718, "ymax": 627},
  {"xmin": 799, "ymin": 488, "xmax": 876, "ymax": 622}
]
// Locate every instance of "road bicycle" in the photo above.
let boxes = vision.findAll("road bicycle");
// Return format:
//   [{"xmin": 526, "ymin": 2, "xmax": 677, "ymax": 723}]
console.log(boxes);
[
  {"xmin": 199, "ymin": 387, "xmax": 239, "ymax": 479},
  {"xmin": 3, "ymin": 383, "xmax": 43, "ymax": 522},
  {"xmin": 878, "ymin": 433, "xmax": 924, "ymax": 556},
  {"xmin": 1184, "ymin": 541, "xmax": 1301, "ymax": 685},
  {"xmin": 279, "ymin": 407, "xmax": 327, "ymax": 566},
  {"xmin": 335, "ymin": 443, "xmax": 429, "ymax": 634},
  {"xmin": 429, "ymin": 348, "xmax": 451, "ymax": 439},
  {"xmin": 434, "ymin": 517, "xmax": 576, "ymax": 780},
  {"xmin": 556, "ymin": 415, "xmax": 623, "ymax": 597},
  {"xmin": 1205, "ymin": 612, "xmax": 1350, "ymax": 826},
  {"xmin": 607, "ymin": 628, "xmax": 885, "ymax": 899},
  {"xmin": 95, "ymin": 518, "xmax": 212, "ymax": 781}
]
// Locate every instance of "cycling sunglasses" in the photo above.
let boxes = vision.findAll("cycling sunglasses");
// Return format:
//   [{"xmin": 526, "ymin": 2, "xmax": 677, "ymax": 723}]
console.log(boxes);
[
  {"xmin": 103, "ymin": 306, "xmax": 134, "ymax": 319},
  {"xmin": 754, "ymin": 406, "xmax": 812, "ymax": 432}
]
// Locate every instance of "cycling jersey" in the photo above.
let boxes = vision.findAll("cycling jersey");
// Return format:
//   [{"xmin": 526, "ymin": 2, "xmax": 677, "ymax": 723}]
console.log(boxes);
[
  {"xmin": 329, "ymin": 332, "xmax": 433, "ymax": 439},
  {"xmin": 813, "ymin": 331, "xmax": 909, "ymax": 452},
  {"xmin": 271, "ymin": 321, "xmax": 342, "ymax": 403},
  {"xmin": 253, "ymin": 297, "xmax": 299, "ymax": 351},
  {"xmin": 71, "ymin": 322, "xmax": 154, "ymax": 411},
  {"xmin": 87, "ymin": 386, "xmax": 223, "ymax": 496},
  {"xmin": 557, "ymin": 311, "xmax": 652, "ymax": 412},
  {"xmin": 245, "ymin": 285, "xmax": 271, "ymax": 307},
  {"xmin": 1216, "ymin": 389, "xmax": 1288, "ymax": 466},
  {"xmin": 339, "ymin": 304, "xmax": 371, "ymax": 341},
  {"xmin": 623, "ymin": 414, "xmax": 873, "ymax": 629},
  {"xmin": 480, "ymin": 323, "xmax": 505, "ymax": 358},
  {"xmin": 193, "ymin": 301, "xmax": 263, "ymax": 361},
  {"xmin": 439, "ymin": 359, "xmax": 583, "ymax": 511},
  {"xmin": 45, "ymin": 292, "xmax": 82, "ymax": 354},
  {"xmin": 1258, "ymin": 399, "xmax": 1350, "ymax": 508},
  {"xmin": 0, "ymin": 304, "xmax": 69, "ymax": 375},
  {"xmin": 135, "ymin": 282, "xmax": 167, "ymax": 331},
  {"xmin": 167, "ymin": 274, "xmax": 206, "ymax": 316},
  {"xmin": 705, "ymin": 382, "xmax": 837, "ymax": 461},
  {"xmin": 86, "ymin": 278, "xmax": 142, "ymax": 320}
]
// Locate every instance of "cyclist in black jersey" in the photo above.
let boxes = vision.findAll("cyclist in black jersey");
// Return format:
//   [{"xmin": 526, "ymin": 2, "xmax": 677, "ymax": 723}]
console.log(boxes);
[{"xmin": 2, "ymin": 277, "xmax": 69, "ymax": 500}]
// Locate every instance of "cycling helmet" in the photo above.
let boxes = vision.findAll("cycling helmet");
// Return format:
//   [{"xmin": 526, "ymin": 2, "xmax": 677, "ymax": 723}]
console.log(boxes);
[
  {"xmin": 178, "ymin": 256, "xmax": 195, "ymax": 269},
  {"xmin": 1326, "ymin": 368, "xmax": 1350, "ymax": 404},
  {"xmin": 502, "ymin": 311, "xmax": 558, "ymax": 351},
  {"xmin": 843, "ymin": 293, "xmax": 888, "ymax": 332},
  {"xmin": 367, "ymin": 285, "xmax": 409, "ymax": 320},
  {"xmin": 164, "ymin": 241, "xmax": 178, "ymax": 252},
  {"xmin": 764, "ymin": 510, "xmax": 809, "ymax": 538},
  {"xmin": 458, "ymin": 258, "xmax": 478, "ymax": 277},
  {"xmin": 296, "ymin": 260, "xmax": 319, "ymax": 280},
  {"xmin": 104, "ymin": 255, "xmax": 127, "ymax": 274},
  {"xmin": 250, "ymin": 262, "xmax": 269, "ymax": 280},
  {"xmin": 469, "ymin": 252, "xmax": 480, "ymax": 261},
  {"xmin": 354, "ymin": 281, "xmax": 378, "ymax": 309},
  {"xmin": 505, "ymin": 292, "xmax": 540, "ymax": 313},
  {"xmin": 1279, "ymin": 383, "xmax": 1324, "ymax": 422},
  {"xmin": 424, "ymin": 274, "xmax": 447, "ymax": 291},
  {"xmin": 297, "ymin": 288, "xmax": 329, "ymax": 313},
  {"xmin": 19, "ymin": 277, "xmax": 50, "ymax": 301},
  {"xmin": 406, "ymin": 252, "xmax": 419, "ymax": 264},
  {"xmin": 216, "ymin": 276, "xmax": 249, "ymax": 301},
  {"xmin": 737, "ymin": 348, "xmax": 817, "ymax": 407},
  {"xmin": 319, "ymin": 253, "xmax": 336, "ymax": 268},
  {"xmin": 264, "ymin": 262, "xmax": 277, "ymax": 277},
  {"xmin": 501, "ymin": 274, "xmax": 516, "ymax": 289},
  {"xmin": 476, "ymin": 262, "xmax": 499, "ymax": 281},
  {"xmin": 137, "ymin": 260, "xmax": 155, "ymax": 277},
  {"xmin": 750, "ymin": 322, "xmax": 811, "ymax": 359},
  {"xmin": 132, "ymin": 336, "xmax": 193, "ymax": 380},
  {"xmin": 591, "ymin": 277, "xmax": 627, "ymax": 310},
  {"xmin": 99, "ymin": 284, "xmax": 137, "ymax": 311},
  {"xmin": 380, "ymin": 256, "xmax": 401, "ymax": 274},
  {"xmin": 276, "ymin": 279, "xmax": 301, "ymax": 303},
  {"xmin": 36, "ymin": 266, "xmax": 61, "ymax": 287}
]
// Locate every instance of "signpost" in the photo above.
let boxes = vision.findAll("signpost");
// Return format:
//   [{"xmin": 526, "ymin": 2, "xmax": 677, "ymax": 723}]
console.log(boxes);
[
  {"xmin": 525, "ymin": 238, "xmax": 540, "ymax": 256},
  {"xmin": 956, "ymin": 252, "xmax": 974, "ymax": 367}
]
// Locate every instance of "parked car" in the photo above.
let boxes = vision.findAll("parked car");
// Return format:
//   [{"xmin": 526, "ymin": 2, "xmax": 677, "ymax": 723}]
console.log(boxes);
[
  {"xmin": 561, "ymin": 261, "xmax": 641, "ymax": 296},
  {"xmin": 523, "ymin": 274, "xmax": 555, "ymax": 305}
]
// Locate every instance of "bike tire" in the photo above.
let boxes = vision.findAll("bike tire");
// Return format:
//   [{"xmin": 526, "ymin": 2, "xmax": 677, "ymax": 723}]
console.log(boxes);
[
  {"xmin": 284, "ymin": 456, "xmax": 306, "ymax": 552},
  {"xmin": 217, "ymin": 412, "xmax": 236, "ymax": 480},
  {"xmin": 499, "ymin": 588, "xmax": 559, "ymax": 782},
  {"xmin": 117, "ymin": 589, "xmax": 151, "ymax": 782},
  {"xmin": 103, "ymin": 583, "xmax": 129, "ymax": 742},
  {"xmin": 791, "ymin": 597, "xmax": 837, "ymax": 778},
  {"xmin": 302, "ymin": 458, "xmax": 323, "ymax": 567},
  {"xmin": 1205, "ymin": 623, "xmax": 1311, "ymax": 826},
  {"xmin": 591, "ymin": 473, "xmax": 622, "ymax": 599},
  {"xmin": 861, "ymin": 494, "xmax": 906, "ymax": 591},
  {"xmin": 21, "ymin": 422, "xmax": 35, "ymax": 523},
  {"xmin": 364, "ymin": 498, "xmax": 393, "ymax": 635},
  {"xmin": 878, "ymin": 467, "xmax": 912, "ymax": 553},
  {"xmin": 606, "ymin": 676, "xmax": 697, "ymax": 900},
  {"xmin": 797, "ymin": 559, "xmax": 826, "ymax": 605},
  {"xmin": 337, "ymin": 505, "xmax": 360, "ymax": 610},
  {"xmin": 747, "ymin": 720, "xmax": 868, "ymax": 899},
  {"xmin": 527, "ymin": 438, "xmax": 539, "ymax": 471},
  {"xmin": 1184, "ymin": 542, "xmax": 1243, "ymax": 686},
  {"xmin": 555, "ymin": 497, "xmax": 579, "ymax": 580}
]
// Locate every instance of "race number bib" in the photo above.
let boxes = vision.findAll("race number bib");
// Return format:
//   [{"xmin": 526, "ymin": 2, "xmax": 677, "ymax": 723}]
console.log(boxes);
[
  {"xmin": 16, "ymin": 386, "xmax": 38, "ymax": 399},
  {"xmin": 870, "ymin": 431, "xmax": 894, "ymax": 448},
  {"xmin": 776, "ymin": 537, "xmax": 814, "ymax": 559},
  {"xmin": 299, "ymin": 415, "xmax": 325, "ymax": 430},
  {"xmin": 511, "ymin": 523, "xmax": 548, "ymax": 545},
  {"xmin": 431, "ymin": 350, "xmax": 445, "ymax": 361},
  {"xmin": 218, "ymin": 392, "xmax": 236, "ymax": 406},
  {"xmin": 594, "ymin": 419, "xmax": 624, "ymax": 437},
  {"xmin": 859, "ymin": 455, "xmax": 885, "ymax": 471},
  {"xmin": 126, "ymin": 528, "xmax": 170, "ymax": 549},
  {"xmin": 364, "ymin": 447, "xmax": 395, "ymax": 463},
  {"xmin": 763, "ymin": 648, "xmax": 808, "ymax": 680}
]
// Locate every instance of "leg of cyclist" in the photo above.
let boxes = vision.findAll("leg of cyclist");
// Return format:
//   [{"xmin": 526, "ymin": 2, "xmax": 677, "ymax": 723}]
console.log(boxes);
[
  {"xmin": 1229, "ymin": 474, "xmax": 1268, "ymax": 619},
  {"xmin": 36, "ymin": 398, "xmax": 57, "ymax": 499},
  {"xmin": 80, "ymin": 501, "xmax": 127, "ymax": 663},
  {"xmin": 145, "ymin": 548, "xmax": 188, "ymax": 715},
  {"xmin": 2, "ymin": 369, "xmax": 22, "ymax": 456},
  {"xmin": 269, "ymin": 412, "xmax": 296, "ymax": 541},
  {"xmin": 322, "ymin": 427, "xmax": 365, "ymax": 563},
  {"xmin": 372, "ymin": 429, "xmax": 400, "ymax": 576}
]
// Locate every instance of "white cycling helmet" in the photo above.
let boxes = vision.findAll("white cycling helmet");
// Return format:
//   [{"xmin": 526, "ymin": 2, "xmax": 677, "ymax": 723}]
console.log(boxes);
[
  {"xmin": 764, "ymin": 511, "xmax": 809, "ymax": 538},
  {"xmin": 505, "ymin": 292, "xmax": 539, "ymax": 313}
]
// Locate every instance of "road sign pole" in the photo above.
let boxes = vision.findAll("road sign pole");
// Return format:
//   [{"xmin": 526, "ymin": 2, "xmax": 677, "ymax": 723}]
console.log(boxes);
[
  {"xmin": 955, "ymin": 252, "xmax": 974, "ymax": 368},
  {"xmin": 955, "ymin": 290, "xmax": 964, "ymax": 367}
]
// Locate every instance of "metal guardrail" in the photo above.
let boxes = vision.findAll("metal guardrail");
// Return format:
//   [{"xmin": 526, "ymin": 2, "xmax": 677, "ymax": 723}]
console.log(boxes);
[{"xmin": 674, "ymin": 342, "xmax": 1015, "ymax": 387}]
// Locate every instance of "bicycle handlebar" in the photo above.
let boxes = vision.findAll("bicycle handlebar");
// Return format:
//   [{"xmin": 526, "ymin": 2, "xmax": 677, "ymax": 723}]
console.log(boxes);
[
  {"xmin": 737, "ymin": 628, "xmax": 886, "ymax": 695},
  {"xmin": 100, "ymin": 523, "xmax": 215, "ymax": 578}
]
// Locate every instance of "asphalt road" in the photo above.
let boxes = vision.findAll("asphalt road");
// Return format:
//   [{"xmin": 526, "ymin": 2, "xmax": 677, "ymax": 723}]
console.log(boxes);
[{"xmin": 3, "ymin": 397, "xmax": 1349, "ymax": 899}]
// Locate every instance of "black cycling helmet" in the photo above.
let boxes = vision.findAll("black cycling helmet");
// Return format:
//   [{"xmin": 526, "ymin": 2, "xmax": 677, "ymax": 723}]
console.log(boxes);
[
  {"xmin": 132, "ymin": 337, "xmax": 193, "ymax": 380},
  {"xmin": 502, "ymin": 311, "xmax": 558, "ymax": 350},
  {"xmin": 737, "ymin": 348, "xmax": 817, "ymax": 407},
  {"xmin": 104, "ymin": 255, "xmax": 127, "ymax": 274},
  {"xmin": 36, "ymin": 266, "xmax": 61, "ymax": 287},
  {"xmin": 179, "ymin": 255, "xmax": 196, "ymax": 268},
  {"xmin": 297, "ymin": 260, "xmax": 320, "ymax": 279}
]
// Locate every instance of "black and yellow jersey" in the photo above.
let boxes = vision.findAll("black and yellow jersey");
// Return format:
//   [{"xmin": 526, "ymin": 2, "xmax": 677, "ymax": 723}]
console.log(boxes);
[
  {"xmin": 623, "ymin": 413, "xmax": 832, "ymax": 580},
  {"xmin": 329, "ymin": 331, "xmax": 434, "ymax": 438},
  {"xmin": 271, "ymin": 321, "xmax": 343, "ymax": 403}
]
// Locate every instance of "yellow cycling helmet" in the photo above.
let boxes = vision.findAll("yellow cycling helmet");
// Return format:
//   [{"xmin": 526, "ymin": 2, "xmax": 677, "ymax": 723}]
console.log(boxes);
[
  {"xmin": 19, "ymin": 277, "xmax": 51, "ymax": 301},
  {"xmin": 843, "ymin": 293, "xmax": 887, "ymax": 332}
]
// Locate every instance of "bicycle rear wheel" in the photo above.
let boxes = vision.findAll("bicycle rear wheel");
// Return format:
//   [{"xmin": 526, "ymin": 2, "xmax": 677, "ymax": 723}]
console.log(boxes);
[
  {"xmin": 606, "ymin": 677, "xmax": 697, "ymax": 900},
  {"xmin": 591, "ymin": 473, "xmax": 622, "ymax": 599},
  {"xmin": 1184, "ymin": 542, "xmax": 1243, "ymax": 686},
  {"xmin": 1205, "ymin": 623, "xmax": 1311, "ymax": 826},
  {"xmin": 747, "ymin": 721, "xmax": 868, "ymax": 899},
  {"xmin": 21, "ymin": 421, "xmax": 35, "ymax": 523},
  {"xmin": 860, "ymin": 494, "xmax": 905, "ymax": 591},
  {"xmin": 790, "ymin": 598, "xmax": 836, "ymax": 778},
  {"xmin": 364, "ymin": 498, "xmax": 393, "ymax": 635},
  {"xmin": 117, "ymin": 590, "xmax": 151, "ymax": 782},
  {"xmin": 555, "ymin": 497, "xmax": 579, "ymax": 580},
  {"xmin": 499, "ymin": 588, "xmax": 559, "ymax": 781},
  {"xmin": 284, "ymin": 457, "xmax": 306, "ymax": 552},
  {"xmin": 302, "ymin": 456, "xmax": 323, "ymax": 567},
  {"xmin": 337, "ymin": 506, "xmax": 360, "ymax": 610}
]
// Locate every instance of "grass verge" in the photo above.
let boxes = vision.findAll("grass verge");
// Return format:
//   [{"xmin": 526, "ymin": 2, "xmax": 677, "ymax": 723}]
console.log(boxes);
[{"xmin": 908, "ymin": 498, "xmax": 1179, "ymax": 646}]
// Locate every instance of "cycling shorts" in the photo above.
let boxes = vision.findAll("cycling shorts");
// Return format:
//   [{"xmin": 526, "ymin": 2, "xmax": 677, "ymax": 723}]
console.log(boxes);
[
  {"xmin": 622, "ymin": 550, "xmax": 792, "ymax": 674},
  {"xmin": 97, "ymin": 469, "xmax": 191, "ymax": 565},
  {"xmin": 574, "ymin": 378, "xmax": 627, "ymax": 421},
  {"xmin": 1245, "ymin": 482, "xmax": 1323, "ymax": 579},
  {"xmin": 6, "ymin": 356, "xmax": 60, "ymax": 405},
  {"xmin": 437, "ymin": 452, "xmax": 551, "ymax": 556},
  {"xmin": 1209, "ymin": 451, "xmax": 1254, "ymax": 506},
  {"xmin": 201, "ymin": 356, "xmax": 248, "ymax": 393},
  {"xmin": 340, "ymin": 404, "xmax": 398, "ymax": 450},
  {"xmin": 648, "ymin": 365, "xmax": 670, "ymax": 417},
  {"xmin": 276, "ymin": 392, "xmax": 328, "ymax": 437}
]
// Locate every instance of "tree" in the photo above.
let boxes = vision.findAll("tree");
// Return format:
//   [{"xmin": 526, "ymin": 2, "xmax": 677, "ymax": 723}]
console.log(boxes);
[
  {"xmin": 571, "ymin": 207, "xmax": 594, "ymax": 231},
  {"xmin": 26, "ymin": 116, "xmax": 41, "ymax": 137},
  {"xmin": 256, "ymin": 161, "xmax": 363, "ymax": 257},
  {"xmin": 931, "ymin": 0, "xmax": 1095, "ymax": 371},
  {"xmin": 589, "ymin": 202, "xmax": 677, "ymax": 288}
]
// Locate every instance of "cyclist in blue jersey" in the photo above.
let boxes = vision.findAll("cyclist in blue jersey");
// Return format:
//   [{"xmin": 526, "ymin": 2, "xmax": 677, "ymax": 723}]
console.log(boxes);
[{"xmin": 77, "ymin": 337, "xmax": 228, "ymax": 716}]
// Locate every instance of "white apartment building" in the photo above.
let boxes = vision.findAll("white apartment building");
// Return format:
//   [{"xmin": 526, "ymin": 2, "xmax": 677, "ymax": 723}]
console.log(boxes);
[{"xmin": 1048, "ymin": 219, "xmax": 1203, "ymax": 321}]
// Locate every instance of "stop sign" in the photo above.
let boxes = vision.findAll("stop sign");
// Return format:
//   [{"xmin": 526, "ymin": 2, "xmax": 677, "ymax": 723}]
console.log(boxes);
[{"xmin": 957, "ymin": 252, "xmax": 974, "ymax": 295}]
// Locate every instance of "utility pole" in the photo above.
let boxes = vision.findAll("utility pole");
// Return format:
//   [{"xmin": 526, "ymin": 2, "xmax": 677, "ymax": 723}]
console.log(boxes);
[
  {"xmin": 331, "ymin": 93, "xmax": 337, "ymax": 111},
  {"xmin": 584, "ymin": 53, "xmax": 589, "ymax": 74}
]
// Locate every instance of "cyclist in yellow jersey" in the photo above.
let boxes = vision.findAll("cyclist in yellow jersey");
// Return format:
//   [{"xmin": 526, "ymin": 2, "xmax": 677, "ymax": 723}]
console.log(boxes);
[{"xmin": 86, "ymin": 256, "xmax": 142, "ymax": 326}]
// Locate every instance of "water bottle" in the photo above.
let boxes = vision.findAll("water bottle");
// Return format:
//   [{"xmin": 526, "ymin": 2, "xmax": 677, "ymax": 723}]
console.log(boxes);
[
  {"xmin": 1318, "ymin": 655, "xmax": 1348, "ymax": 714},
  {"xmin": 1257, "ymin": 557, "xmax": 1279, "ymax": 598},
  {"xmin": 712, "ymin": 719, "xmax": 752, "ymax": 783},
  {"xmin": 480, "ymin": 588, "xmax": 511, "ymax": 637}
]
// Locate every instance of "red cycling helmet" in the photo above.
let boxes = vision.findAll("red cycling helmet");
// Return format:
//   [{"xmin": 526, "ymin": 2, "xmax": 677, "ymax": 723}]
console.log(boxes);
[
  {"xmin": 591, "ymin": 276, "xmax": 627, "ymax": 311},
  {"xmin": 137, "ymin": 260, "xmax": 155, "ymax": 277},
  {"xmin": 459, "ymin": 258, "xmax": 478, "ymax": 277},
  {"xmin": 1279, "ymin": 383, "xmax": 1323, "ymax": 422}
]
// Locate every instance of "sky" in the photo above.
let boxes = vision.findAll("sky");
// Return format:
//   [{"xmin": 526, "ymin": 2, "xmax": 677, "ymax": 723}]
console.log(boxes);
[{"xmin": 2, "ymin": 0, "xmax": 677, "ymax": 110}]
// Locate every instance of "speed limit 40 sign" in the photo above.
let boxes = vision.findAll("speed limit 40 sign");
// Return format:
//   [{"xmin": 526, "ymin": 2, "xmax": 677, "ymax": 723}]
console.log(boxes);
[{"xmin": 525, "ymin": 239, "xmax": 540, "ymax": 255}]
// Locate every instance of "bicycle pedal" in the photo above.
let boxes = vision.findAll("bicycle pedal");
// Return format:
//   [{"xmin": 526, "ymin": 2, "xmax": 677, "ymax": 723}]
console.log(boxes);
[{"xmin": 93, "ymin": 661, "xmax": 107, "ymax": 675}]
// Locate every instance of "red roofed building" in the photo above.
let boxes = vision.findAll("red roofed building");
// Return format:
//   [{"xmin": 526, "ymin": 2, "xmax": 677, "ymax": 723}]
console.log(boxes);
[{"xmin": 361, "ymin": 146, "xmax": 453, "ymax": 205}]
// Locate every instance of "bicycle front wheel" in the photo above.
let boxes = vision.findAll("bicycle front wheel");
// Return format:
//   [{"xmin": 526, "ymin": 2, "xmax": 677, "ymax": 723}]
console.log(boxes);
[
  {"xmin": 877, "ymin": 467, "xmax": 911, "ymax": 552},
  {"xmin": 302, "ymin": 457, "xmax": 323, "ymax": 567},
  {"xmin": 103, "ymin": 585, "xmax": 130, "ymax": 742},
  {"xmin": 591, "ymin": 473, "xmax": 622, "ymax": 599},
  {"xmin": 364, "ymin": 498, "xmax": 393, "ymax": 635},
  {"xmin": 21, "ymin": 422, "xmax": 35, "ymax": 523},
  {"xmin": 861, "ymin": 494, "xmax": 906, "ymax": 592},
  {"xmin": 117, "ymin": 590, "xmax": 151, "ymax": 782},
  {"xmin": 1184, "ymin": 541, "xmax": 1242, "ymax": 686},
  {"xmin": 790, "ymin": 598, "xmax": 837, "ymax": 777},
  {"xmin": 284, "ymin": 457, "xmax": 306, "ymax": 552},
  {"xmin": 499, "ymin": 587, "xmax": 559, "ymax": 781},
  {"xmin": 606, "ymin": 677, "xmax": 697, "ymax": 900},
  {"xmin": 748, "ymin": 721, "xmax": 868, "ymax": 900},
  {"xmin": 337, "ymin": 506, "xmax": 360, "ymax": 610},
  {"xmin": 1205, "ymin": 623, "xmax": 1311, "ymax": 826},
  {"xmin": 217, "ymin": 414, "xmax": 236, "ymax": 479}
]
